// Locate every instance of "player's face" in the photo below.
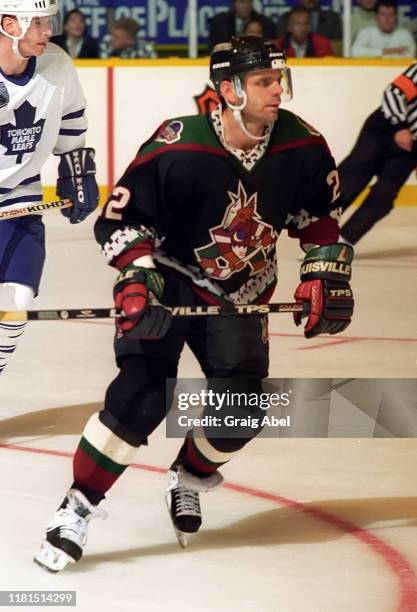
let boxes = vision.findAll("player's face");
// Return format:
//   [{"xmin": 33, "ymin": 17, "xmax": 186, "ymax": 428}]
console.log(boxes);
[
  {"xmin": 19, "ymin": 17, "xmax": 53, "ymax": 55},
  {"xmin": 243, "ymin": 69, "xmax": 284, "ymax": 123}
]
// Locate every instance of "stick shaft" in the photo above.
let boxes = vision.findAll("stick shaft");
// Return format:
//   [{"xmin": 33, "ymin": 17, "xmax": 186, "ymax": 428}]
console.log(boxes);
[
  {"xmin": 0, "ymin": 199, "xmax": 72, "ymax": 220},
  {"xmin": 0, "ymin": 303, "xmax": 302, "ymax": 322}
]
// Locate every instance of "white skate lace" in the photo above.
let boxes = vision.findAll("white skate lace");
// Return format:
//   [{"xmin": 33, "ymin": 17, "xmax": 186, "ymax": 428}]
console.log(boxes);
[
  {"xmin": 173, "ymin": 488, "xmax": 201, "ymax": 517},
  {"xmin": 47, "ymin": 500, "xmax": 107, "ymax": 546},
  {"xmin": 47, "ymin": 507, "xmax": 88, "ymax": 546}
]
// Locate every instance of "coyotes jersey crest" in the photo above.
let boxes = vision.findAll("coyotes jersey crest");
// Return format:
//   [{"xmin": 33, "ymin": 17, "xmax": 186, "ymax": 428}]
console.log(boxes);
[{"xmin": 195, "ymin": 181, "xmax": 277, "ymax": 280}]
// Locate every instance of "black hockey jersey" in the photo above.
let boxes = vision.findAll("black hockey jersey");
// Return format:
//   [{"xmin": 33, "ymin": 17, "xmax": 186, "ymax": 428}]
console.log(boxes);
[{"xmin": 95, "ymin": 109, "xmax": 341, "ymax": 305}]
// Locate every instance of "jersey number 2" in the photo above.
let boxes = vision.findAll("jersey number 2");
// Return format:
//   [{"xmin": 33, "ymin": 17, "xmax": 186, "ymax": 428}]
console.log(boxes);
[
  {"xmin": 326, "ymin": 170, "xmax": 341, "ymax": 204},
  {"xmin": 104, "ymin": 186, "xmax": 130, "ymax": 221}
]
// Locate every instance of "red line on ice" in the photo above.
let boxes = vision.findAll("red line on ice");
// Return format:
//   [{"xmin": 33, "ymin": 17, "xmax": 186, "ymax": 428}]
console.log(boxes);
[{"xmin": 1, "ymin": 443, "xmax": 417, "ymax": 611}]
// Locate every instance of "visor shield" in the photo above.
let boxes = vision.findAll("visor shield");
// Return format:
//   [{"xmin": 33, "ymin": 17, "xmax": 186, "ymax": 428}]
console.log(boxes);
[
  {"xmin": 278, "ymin": 67, "xmax": 293, "ymax": 102},
  {"xmin": 14, "ymin": 10, "xmax": 62, "ymax": 38},
  {"xmin": 30, "ymin": 11, "xmax": 62, "ymax": 35}
]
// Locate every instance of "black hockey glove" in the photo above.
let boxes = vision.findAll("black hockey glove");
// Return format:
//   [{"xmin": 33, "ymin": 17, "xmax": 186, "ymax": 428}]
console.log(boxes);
[
  {"xmin": 114, "ymin": 265, "xmax": 172, "ymax": 339},
  {"xmin": 293, "ymin": 244, "xmax": 354, "ymax": 338},
  {"xmin": 57, "ymin": 148, "xmax": 99, "ymax": 224}
]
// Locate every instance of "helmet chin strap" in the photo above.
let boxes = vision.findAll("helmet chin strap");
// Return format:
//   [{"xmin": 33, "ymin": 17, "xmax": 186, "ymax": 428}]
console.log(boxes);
[
  {"xmin": 13, "ymin": 38, "xmax": 29, "ymax": 59},
  {"xmin": 225, "ymin": 77, "xmax": 272, "ymax": 142},
  {"xmin": 0, "ymin": 16, "xmax": 31, "ymax": 59}
]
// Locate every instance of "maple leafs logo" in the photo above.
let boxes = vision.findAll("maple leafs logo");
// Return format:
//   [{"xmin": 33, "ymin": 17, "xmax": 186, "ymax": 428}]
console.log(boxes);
[{"xmin": 0, "ymin": 100, "xmax": 45, "ymax": 163}]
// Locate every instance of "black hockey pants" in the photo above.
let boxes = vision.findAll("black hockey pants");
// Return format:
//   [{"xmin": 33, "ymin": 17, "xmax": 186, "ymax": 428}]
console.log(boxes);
[
  {"xmin": 338, "ymin": 109, "xmax": 417, "ymax": 244},
  {"xmin": 102, "ymin": 272, "xmax": 269, "ymax": 447}
]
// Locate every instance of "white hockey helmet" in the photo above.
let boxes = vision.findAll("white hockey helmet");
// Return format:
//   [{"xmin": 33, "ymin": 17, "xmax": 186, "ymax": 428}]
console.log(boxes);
[{"xmin": 0, "ymin": 0, "xmax": 62, "ymax": 49}]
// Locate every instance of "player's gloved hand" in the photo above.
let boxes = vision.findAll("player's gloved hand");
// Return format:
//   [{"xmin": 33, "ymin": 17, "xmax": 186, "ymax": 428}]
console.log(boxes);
[
  {"xmin": 114, "ymin": 264, "xmax": 172, "ymax": 339},
  {"xmin": 293, "ymin": 244, "xmax": 354, "ymax": 338},
  {"xmin": 57, "ymin": 148, "xmax": 99, "ymax": 224}
]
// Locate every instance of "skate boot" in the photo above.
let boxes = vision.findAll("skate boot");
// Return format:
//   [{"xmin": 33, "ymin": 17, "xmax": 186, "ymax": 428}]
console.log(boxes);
[
  {"xmin": 165, "ymin": 466, "xmax": 223, "ymax": 548},
  {"xmin": 34, "ymin": 489, "xmax": 107, "ymax": 573}
]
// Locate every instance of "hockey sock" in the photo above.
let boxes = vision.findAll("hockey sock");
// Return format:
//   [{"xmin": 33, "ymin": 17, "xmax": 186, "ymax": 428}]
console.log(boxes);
[
  {"xmin": 174, "ymin": 435, "xmax": 247, "ymax": 478},
  {"xmin": 72, "ymin": 413, "xmax": 139, "ymax": 504},
  {"xmin": 0, "ymin": 322, "xmax": 26, "ymax": 375}
]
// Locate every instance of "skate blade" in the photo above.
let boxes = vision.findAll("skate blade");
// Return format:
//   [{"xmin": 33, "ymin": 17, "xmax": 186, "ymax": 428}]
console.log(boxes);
[
  {"xmin": 34, "ymin": 542, "xmax": 75, "ymax": 573},
  {"xmin": 174, "ymin": 527, "xmax": 195, "ymax": 549}
]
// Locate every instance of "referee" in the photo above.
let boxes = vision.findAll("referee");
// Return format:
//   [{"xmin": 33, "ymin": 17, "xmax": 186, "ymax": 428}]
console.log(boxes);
[{"xmin": 338, "ymin": 62, "xmax": 417, "ymax": 245}]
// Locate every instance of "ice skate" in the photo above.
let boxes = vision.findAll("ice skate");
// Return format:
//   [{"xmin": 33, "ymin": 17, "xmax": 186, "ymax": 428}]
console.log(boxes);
[
  {"xmin": 165, "ymin": 466, "xmax": 223, "ymax": 548},
  {"xmin": 34, "ymin": 489, "xmax": 106, "ymax": 573}
]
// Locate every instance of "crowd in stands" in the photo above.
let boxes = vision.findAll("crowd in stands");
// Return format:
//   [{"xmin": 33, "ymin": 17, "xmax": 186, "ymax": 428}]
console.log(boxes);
[
  {"xmin": 52, "ymin": 9, "xmax": 99, "ymax": 58},
  {"xmin": 51, "ymin": 12, "xmax": 157, "ymax": 59},
  {"xmin": 52, "ymin": 0, "xmax": 417, "ymax": 60},
  {"xmin": 99, "ymin": 18, "xmax": 157, "ymax": 59},
  {"xmin": 351, "ymin": 0, "xmax": 415, "ymax": 57}
]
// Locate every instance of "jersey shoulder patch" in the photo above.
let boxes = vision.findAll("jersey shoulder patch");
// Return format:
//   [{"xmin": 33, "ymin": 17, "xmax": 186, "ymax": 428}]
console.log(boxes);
[
  {"xmin": 271, "ymin": 109, "xmax": 323, "ymax": 147},
  {"xmin": 139, "ymin": 114, "xmax": 220, "ymax": 157}
]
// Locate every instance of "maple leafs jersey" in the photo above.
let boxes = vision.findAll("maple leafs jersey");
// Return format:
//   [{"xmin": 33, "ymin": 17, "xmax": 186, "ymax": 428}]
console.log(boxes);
[
  {"xmin": 95, "ymin": 109, "xmax": 342, "ymax": 305},
  {"xmin": 0, "ymin": 43, "xmax": 87, "ymax": 211}
]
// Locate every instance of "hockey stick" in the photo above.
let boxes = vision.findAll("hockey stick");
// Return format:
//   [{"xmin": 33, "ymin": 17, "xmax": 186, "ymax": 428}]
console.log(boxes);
[
  {"xmin": 0, "ymin": 302, "xmax": 304, "ymax": 322},
  {"xmin": 0, "ymin": 199, "xmax": 72, "ymax": 220}
]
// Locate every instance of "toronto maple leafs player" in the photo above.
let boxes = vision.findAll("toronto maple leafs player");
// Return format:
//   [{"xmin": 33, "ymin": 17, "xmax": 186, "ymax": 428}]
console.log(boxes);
[
  {"xmin": 0, "ymin": 0, "xmax": 99, "ymax": 375},
  {"xmin": 35, "ymin": 37, "xmax": 354, "ymax": 572}
]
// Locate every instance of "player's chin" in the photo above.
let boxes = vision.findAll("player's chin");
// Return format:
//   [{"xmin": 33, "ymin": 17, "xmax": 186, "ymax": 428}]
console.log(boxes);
[
  {"xmin": 35, "ymin": 42, "xmax": 48, "ymax": 54},
  {"xmin": 263, "ymin": 106, "xmax": 280, "ymax": 120}
]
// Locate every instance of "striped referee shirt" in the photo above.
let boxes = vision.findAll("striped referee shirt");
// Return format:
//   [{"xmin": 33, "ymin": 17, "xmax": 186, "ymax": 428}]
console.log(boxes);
[{"xmin": 382, "ymin": 62, "xmax": 417, "ymax": 139}]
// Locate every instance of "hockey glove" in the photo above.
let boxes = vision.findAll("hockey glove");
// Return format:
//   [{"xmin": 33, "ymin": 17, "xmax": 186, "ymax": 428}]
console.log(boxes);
[
  {"xmin": 57, "ymin": 148, "xmax": 99, "ymax": 224},
  {"xmin": 114, "ymin": 265, "xmax": 172, "ymax": 339},
  {"xmin": 294, "ymin": 244, "xmax": 354, "ymax": 338}
]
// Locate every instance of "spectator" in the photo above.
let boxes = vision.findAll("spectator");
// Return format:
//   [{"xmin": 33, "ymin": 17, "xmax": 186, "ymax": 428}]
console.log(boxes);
[
  {"xmin": 352, "ymin": 0, "xmax": 415, "ymax": 57},
  {"xmin": 351, "ymin": 0, "xmax": 377, "ymax": 42},
  {"xmin": 275, "ymin": 8, "xmax": 335, "ymax": 57},
  {"xmin": 244, "ymin": 18, "xmax": 265, "ymax": 37},
  {"xmin": 52, "ymin": 9, "xmax": 99, "ymax": 58},
  {"xmin": 100, "ymin": 18, "xmax": 157, "ymax": 59},
  {"xmin": 277, "ymin": 0, "xmax": 342, "ymax": 41},
  {"xmin": 208, "ymin": 0, "xmax": 276, "ymax": 51}
]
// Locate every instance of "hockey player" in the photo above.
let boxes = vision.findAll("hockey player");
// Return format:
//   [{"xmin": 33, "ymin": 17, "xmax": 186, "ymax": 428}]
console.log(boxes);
[
  {"xmin": 0, "ymin": 0, "xmax": 99, "ymax": 375},
  {"xmin": 34, "ymin": 37, "xmax": 354, "ymax": 572}
]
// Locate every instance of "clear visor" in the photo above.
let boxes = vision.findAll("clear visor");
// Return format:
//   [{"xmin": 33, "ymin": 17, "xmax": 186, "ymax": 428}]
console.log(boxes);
[
  {"xmin": 7, "ymin": 10, "xmax": 63, "ymax": 38},
  {"xmin": 244, "ymin": 67, "xmax": 293, "ymax": 102},
  {"xmin": 277, "ymin": 67, "xmax": 293, "ymax": 102},
  {"xmin": 26, "ymin": 11, "xmax": 62, "ymax": 36}
]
